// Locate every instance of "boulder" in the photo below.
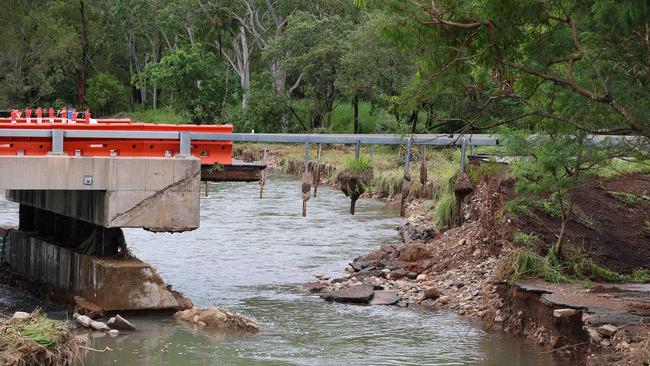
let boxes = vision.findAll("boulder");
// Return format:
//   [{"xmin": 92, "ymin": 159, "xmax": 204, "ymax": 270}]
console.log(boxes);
[
  {"xmin": 553, "ymin": 308, "xmax": 578, "ymax": 318},
  {"xmin": 421, "ymin": 288, "xmax": 442, "ymax": 301},
  {"xmin": 598, "ymin": 324, "xmax": 617, "ymax": 337},
  {"xmin": 107, "ymin": 314, "xmax": 136, "ymax": 331},
  {"xmin": 108, "ymin": 329, "xmax": 120, "ymax": 337},
  {"xmin": 369, "ymin": 290, "xmax": 400, "ymax": 305},
  {"xmin": 75, "ymin": 315, "xmax": 92, "ymax": 328},
  {"xmin": 11, "ymin": 311, "xmax": 30, "ymax": 320},
  {"xmin": 397, "ymin": 244, "xmax": 432, "ymax": 262},
  {"xmin": 321, "ymin": 284, "xmax": 375, "ymax": 304},
  {"xmin": 390, "ymin": 268, "xmax": 407, "ymax": 279},
  {"xmin": 174, "ymin": 307, "xmax": 259, "ymax": 333},
  {"xmin": 89, "ymin": 320, "xmax": 110, "ymax": 332}
]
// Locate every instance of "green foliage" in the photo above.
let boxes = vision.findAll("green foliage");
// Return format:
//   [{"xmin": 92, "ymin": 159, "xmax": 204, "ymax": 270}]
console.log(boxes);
[
  {"xmin": 129, "ymin": 106, "xmax": 185, "ymax": 124},
  {"xmin": 0, "ymin": 310, "xmax": 68, "ymax": 348},
  {"xmin": 509, "ymin": 246, "xmax": 630, "ymax": 284},
  {"xmin": 87, "ymin": 73, "xmax": 129, "ymax": 116},
  {"xmin": 468, "ymin": 162, "xmax": 505, "ymax": 184},
  {"xmin": 343, "ymin": 156, "xmax": 373, "ymax": 173},
  {"xmin": 372, "ymin": 170, "xmax": 403, "ymax": 197},
  {"xmin": 631, "ymin": 269, "xmax": 650, "ymax": 284},
  {"xmin": 144, "ymin": 46, "xmax": 236, "ymax": 124},
  {"xmin": 433, "ymin": 193, "xmax": 455, "ymax": 229},
  {"xmin": 514, "ymin": 232, "xmax": 539, "ymax": 247},
  {"xmin": 608, "ymin": 191, "xmax": 649, "ymax": 206},
  {"xmin": 511, "ymin": 249, "xmax": 574, "ymax": 284}
]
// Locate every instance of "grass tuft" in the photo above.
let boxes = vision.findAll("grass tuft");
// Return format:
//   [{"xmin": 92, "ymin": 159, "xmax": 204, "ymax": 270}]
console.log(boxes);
[{"xmin": 343, "ymin": 156, "xmax": 373, "ymax": 174}]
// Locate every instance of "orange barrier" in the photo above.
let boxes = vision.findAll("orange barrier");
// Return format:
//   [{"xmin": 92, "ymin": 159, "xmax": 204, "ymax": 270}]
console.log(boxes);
[{"xmin": 0, "ymin": 122, "xmax": 233, "ymax": 165}]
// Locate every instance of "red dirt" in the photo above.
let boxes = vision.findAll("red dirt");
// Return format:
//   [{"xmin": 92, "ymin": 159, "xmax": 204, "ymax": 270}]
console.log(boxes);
[{"xmin": 509, "ymin": 173, "xmax": 650, "ymax": 273}]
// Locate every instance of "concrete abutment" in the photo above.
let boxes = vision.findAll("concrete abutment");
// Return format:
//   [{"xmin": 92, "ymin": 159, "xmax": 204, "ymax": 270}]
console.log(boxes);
[{"xmin": 0, "ymin": 156, "xmax": 201, "ymax": 312}]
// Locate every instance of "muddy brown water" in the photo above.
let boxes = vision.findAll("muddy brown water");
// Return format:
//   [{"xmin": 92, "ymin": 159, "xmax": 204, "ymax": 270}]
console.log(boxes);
[{"xmin": 0, "ymin": 173, "xmax": 572, "ymax": 365}]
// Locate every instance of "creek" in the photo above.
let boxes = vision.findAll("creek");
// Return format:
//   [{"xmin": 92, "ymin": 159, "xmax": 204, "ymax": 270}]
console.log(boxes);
[{"xmin": 0, "ymin": 173, "xmax": 570, "ymax": 365}]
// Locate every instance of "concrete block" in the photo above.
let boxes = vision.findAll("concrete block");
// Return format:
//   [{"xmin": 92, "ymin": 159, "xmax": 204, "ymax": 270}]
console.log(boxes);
[
  {"xmin": 2, "ymin": 156, "xmax": 201, "ymax": 231},
  {"xmin": 6, "ymin": 230, "xmax": 182, "ymax": 312}
]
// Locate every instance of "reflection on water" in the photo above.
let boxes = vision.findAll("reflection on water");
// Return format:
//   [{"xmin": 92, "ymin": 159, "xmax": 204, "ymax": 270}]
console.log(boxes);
[{"xmin": 0, "ymin": 173, "xmax": 569, "ymax": 365}]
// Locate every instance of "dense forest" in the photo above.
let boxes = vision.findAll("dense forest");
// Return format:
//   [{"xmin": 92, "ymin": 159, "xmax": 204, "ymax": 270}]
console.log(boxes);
[{"xmin": 1, "ymin": 0, "xmax": 649, "ymax": 139}]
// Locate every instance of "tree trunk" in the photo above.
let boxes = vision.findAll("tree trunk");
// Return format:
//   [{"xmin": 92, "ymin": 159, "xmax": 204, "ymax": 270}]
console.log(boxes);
[
  {"xmin": 77, "ymin": 0, "xmax": 89, "ymax": 107},
  {"xmin": 553, "ymin": 198, "xmax": 573, "ymax": 257},
  {"xmin": 271, "ymin": 59, "xmax": 289, "ymax": 132},
  {"xmin": 409, "ymin": 110, "xmax": 418, "ymax": 133},
  {"xmin": 353, "ymin": 95, "xmax": 359, "ymax": 134}
]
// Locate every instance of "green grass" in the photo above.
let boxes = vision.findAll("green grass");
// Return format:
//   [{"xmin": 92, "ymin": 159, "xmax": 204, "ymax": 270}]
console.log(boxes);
[
  {"xmin": 128, "ymin": 106, "xmax": 187, "ymax": 124},
  {"xmin": 597, "ymin": 158, "xmax": 650, "ymax": 178},
  {"xmin": 514, "ymin": 232, "xmax": 540, "ymax": 247},
  {"xmin": 343, "ymin": 156, "xmax": 373, "ymax": 173},
  {"xmin": 434, "ymin": 194, "xmax": 456, "ymax": 229},
  {"xmin": 632, "ymin": 268, "xmax": 650, "ymax": 283},
  {"xmin": 507, "ymin": 246, "xmax": 631, "ymax": 284}
]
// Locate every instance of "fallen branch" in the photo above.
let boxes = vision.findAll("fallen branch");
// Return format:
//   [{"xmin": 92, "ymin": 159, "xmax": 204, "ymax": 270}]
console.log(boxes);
[
  {"xmin": 80, "ymin": 346, "xmax": 113, "ymax": 353},
  {"xmin": 541, "ymin": 341, "xmax": 588, "ymax": 354}
]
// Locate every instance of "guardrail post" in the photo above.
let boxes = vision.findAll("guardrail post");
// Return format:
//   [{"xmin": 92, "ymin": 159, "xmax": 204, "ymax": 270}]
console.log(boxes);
[
  {"xmin": 48, "ymin": 130, "xmax": 65, "ymax": 155},
  {"xmin": 404, "ymin": 136, "xmax": 412, "ymax": 173},
  {"xmin": 179, "ymin": 132, "xmax": 192, "ymax": 157},
  {"xmin": 355, "ymin": 140, "xmax": 361, "ymax": 159},
  {"xmin": 460, "ymin": 138, "xmax": 467, "ymax": 172}
]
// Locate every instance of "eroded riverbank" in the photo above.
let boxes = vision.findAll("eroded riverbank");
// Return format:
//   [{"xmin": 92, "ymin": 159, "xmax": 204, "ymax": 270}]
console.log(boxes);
[{"xmin": 0, "ymin": 173, "xmax": 572, "ymax": 365}]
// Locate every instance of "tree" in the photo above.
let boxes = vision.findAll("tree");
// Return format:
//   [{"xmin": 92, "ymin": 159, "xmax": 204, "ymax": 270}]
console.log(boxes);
[
  {"xmin": 363, "ymin": 0, "xmax": 650, "ymax": 141},
  {"xmin": 144, "ymin": 46, "xmax": 236, "ymax": 123},
  {"xmin": 336, "ymin": 13, "xmax": 415, "ymax": 133},
  {"xmin": 86, "ymin": 73, "xmax": 129, "ymax": 116}
]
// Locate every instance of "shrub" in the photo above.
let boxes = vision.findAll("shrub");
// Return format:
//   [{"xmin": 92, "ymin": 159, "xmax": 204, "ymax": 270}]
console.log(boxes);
[{"xmin": 86, "ymin": 73, "xmax": 129, "ymax": 116}]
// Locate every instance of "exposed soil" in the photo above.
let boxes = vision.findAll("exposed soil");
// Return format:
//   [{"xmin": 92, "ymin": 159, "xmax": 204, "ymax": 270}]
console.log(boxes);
[{"xmin": 509, "ymin": 173, "xmax": 650, "ymax": 273}]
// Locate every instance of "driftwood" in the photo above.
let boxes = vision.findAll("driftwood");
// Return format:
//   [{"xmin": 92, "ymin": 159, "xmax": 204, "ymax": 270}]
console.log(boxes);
[
  {"xmin": 301, "ymin": 171, "xmax": 311, "ymax": 217},
  {"xmin": 400, "ymin": 173, "xmax": 412, "ymax": 217},
  {"xmin": 337, "ymin": 170, "xmax": 373, "ymax": 215}
]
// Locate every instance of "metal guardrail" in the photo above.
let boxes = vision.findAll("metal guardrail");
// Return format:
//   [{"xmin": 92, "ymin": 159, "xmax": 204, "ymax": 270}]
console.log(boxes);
[
  {"xmin": 0, "ymin": 128, "xmax": 499, "ymax": 156},
  {"xmin": 0, "ymin": 128, "xmax": 641, "ymax": 157}
]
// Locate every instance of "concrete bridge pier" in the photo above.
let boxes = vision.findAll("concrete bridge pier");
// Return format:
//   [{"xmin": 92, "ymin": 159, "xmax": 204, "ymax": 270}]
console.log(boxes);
[{"xmin": 0, "ymin": 155, "xmax": 202, "ymax": 313}]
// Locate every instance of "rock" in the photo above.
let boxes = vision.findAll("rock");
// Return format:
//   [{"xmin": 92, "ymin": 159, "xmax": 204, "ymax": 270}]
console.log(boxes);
[
  {"xmin": 494, "ymin": 315, "xmax": 504, "ymax": 322},
  {"xmin": 597, "ymin": 324, "xmax": 617, "ymax": 337},
  {"xmin": 11, "ymin": 311, "xmax": 30, "ymax": 320},
  {"xmin": 438, "ymin": 296, "xmax": 450, "ymax": 305},
  {"xmin": 406, "ymin": 272, "xmax": 418, "ymax": 280},
  {"xmin": 321, "ymin": 284, "xmax": 375, "ymax": 304},
  {"xmin": 416, "ymin": 274, "xmax": 427, "ymax": 282},
  {"xmin": 369, "ymin": 290, "xmax": 400, "ymax": 305},
  {"xmin": 174, "ymin": 307, "xmax": 258, "ymax": 332},
  {"xmin": 390, "ymin": 269, "xmax": 407, "ymax": 279},
  {"xmin": 550, "ymin": 336, "xmax": 561, "ymax": 348},
  {"xmin": 303, "ymin": 282, "xmax": 325, "ymax": 293},
  {"xmin": 314, "ymin": 272, "xmax": 324, "ymax": 279},
  {"xmin": 553, "ymin": 308, "xmax": 578, "ymax": 318},
  {"xmin": 107, "ymin": 314, "xmax": 136, "ymax": 331},
  {"xmin": 75, "ymin": 315, "xmax": 92, "ymax": 328},
  {"xmin": 381, "ymin": 268, "xmax": 390, "ymax": 274},
  {"xmin": 600, "ymin": 339, "xmax": 611, "ymax": 347},
  {"xmin": 421, "ymin": 288, "xmax": 441, "ymax": 301},
  {"xmin": 89, "ymin": 320, "xmax": 110, "ymax": 332},
  {"xmin": 108, "ymin": 329, "xmax": 120, "ymax": 337},
  {"xmin": 397, "ymin": 244, "xmax": 432, "ymax": 262},
  {"xmin": 586, "ymin": 327, "xmax": 602, "ymax": 343},
  {"xmin": 472, "ymin": 249, "xmax": 481, "ymax": 257}
]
